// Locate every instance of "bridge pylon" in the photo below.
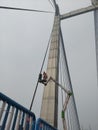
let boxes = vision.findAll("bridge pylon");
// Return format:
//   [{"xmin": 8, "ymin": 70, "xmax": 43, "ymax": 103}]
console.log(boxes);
[
  {"xmin": 91, "ymin": 0, "xmax": 98, "ymax": 82},
  {"xmin": 40, "ymin": 1, "xmax": 60, "ymax": 127}
]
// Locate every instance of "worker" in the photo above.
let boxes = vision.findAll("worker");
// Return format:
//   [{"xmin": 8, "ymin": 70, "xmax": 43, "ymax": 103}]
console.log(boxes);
[
  {"xmin": 38, "ymin": 73, "xmax": 42, "ymax": 82},
  {"xmin": 42, "ymin": 71, "xmax": 48, "ymax": 82},
  {"xmin": 38, "ymin": 71, "xmax": 48, "ymax": 85}
]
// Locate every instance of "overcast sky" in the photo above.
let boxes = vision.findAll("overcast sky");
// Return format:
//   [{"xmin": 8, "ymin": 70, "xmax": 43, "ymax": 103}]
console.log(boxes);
[{"xmin": 0, "ymin": 0, "xmax": 98, "ymax": 130}]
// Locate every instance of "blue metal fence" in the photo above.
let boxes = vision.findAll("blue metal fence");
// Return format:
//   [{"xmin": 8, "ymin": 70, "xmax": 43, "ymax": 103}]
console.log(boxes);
[
  {"xmin": 0, "ymin": 92, "xmax": 36, "ymax": 130},
  {"xmin": 0, "ymin": 92, "xmax": 58, "ymax": 130},
  {"xmin": 35, "ymin": 118, "xmax": 57, "ymax": 130}
]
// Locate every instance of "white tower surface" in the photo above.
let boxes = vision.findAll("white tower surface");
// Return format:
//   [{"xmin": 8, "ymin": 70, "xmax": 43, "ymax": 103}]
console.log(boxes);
[
  {"xmin": 40, "ymin": 14, "xmax": 60, "ymax": 127},
  {"xmin": 91, "ymin": 0, "xmax": 98, "ymax": 79}
]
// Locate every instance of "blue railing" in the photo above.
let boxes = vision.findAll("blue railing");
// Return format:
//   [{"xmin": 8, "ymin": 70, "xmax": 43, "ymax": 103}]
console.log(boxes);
[
  {"xmin": 0, "ymin": 92, "xmax": 36, "ymax": 130},
  {"xmin": 35, "ymin": 118, "xmax": 57, "ymax": 130},
  {"xmin": 0, "ymin": 92, "xmax": 58, "ymax": 130}
]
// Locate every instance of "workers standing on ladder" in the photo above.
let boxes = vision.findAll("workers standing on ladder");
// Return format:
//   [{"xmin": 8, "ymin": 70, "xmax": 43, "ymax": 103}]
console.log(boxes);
[{"xmin": 38, "ymin": 71, "xmax": 48, "ymax": 85}]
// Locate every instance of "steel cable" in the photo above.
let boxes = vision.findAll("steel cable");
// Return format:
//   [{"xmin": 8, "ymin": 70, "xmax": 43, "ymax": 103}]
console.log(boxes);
[
  {"xmin": 29, "ymin": 30, "xmax": 53, "ymax": 111},
  {"xmin": 59, "ymin": 26, "xmax": 80, "ymax": 130},
  {"xmin": 48, "ymin": 0, "xmax": 55, "ymax": 9},
  {"xmin": 0, "ymin": 6, "xmax": 54, "ymax": 13}
]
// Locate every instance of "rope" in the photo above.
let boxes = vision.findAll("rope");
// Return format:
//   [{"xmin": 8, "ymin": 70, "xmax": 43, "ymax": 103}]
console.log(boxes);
[
  {"xmin": 29, "ymin": 31, "xmax": 52, "ymax": 111},
  {"xmin": 0, "ymin": 6, "xmax": 54, "ymax": 13}
]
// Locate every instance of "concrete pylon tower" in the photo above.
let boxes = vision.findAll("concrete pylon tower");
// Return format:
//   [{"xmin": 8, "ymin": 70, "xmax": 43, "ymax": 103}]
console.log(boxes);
[
  {"xmin": 91, "ymin": 0, "xmax": 98, "ymax": 79},
  {"xmin": 40, "ymin": 1, "xmax": 60, "ymax": 128}
]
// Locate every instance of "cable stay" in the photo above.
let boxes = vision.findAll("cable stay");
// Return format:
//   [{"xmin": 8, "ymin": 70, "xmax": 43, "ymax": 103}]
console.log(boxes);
[
  {"xmin": 48, "ymin": 0, "xmax": 55, "ymax": 9},
  {"xmin": 0, "ymin": 6, "xmax": 54, "ymax": 13},
  {"xmin": 59, "ymin": 26, "xmax": 81, "ymax": 130},
  {"xmin": 29, "ymin": 30, "xmax": 53, "ymax": 111}
]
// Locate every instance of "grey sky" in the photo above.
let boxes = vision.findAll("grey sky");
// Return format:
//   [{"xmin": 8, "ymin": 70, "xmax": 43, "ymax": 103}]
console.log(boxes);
[{"xmin": 0, "ymin": 0, "xmax": 98, "ymax": 130}]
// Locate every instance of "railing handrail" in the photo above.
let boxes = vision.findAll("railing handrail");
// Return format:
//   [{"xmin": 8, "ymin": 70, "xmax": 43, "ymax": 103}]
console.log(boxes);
[
  {"xmin": 35, "ymin": 118, "xmax": 58, "ymax": 130},
  {"xmin": 0, "ymin": 92, "xmax": 36, "ymax": 119},
  {"xmin": 0, "ymin": 92, "xmax": 58, "ymax": 130}
]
